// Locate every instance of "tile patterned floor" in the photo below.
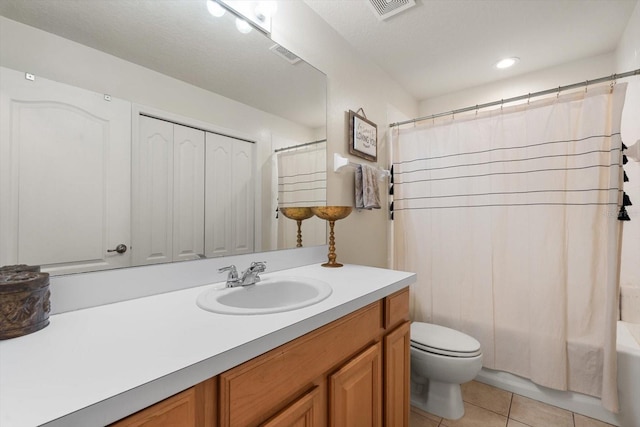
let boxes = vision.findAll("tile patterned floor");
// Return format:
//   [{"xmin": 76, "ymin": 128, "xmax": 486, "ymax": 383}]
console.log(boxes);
[{"xmin": 410, "ymin": 381, "xmax": 617, "ymax": 427}]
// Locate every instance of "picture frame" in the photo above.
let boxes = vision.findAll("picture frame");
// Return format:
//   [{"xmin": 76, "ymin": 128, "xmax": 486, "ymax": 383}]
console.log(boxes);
[{"xmin": 348, "ymin": 110, "xmax": 377, "ymax": 162}]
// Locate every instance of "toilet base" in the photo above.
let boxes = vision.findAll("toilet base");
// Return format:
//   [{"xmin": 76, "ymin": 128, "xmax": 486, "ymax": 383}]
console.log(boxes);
[{"xmin": 410, "ymin": 379, "xmax": 465, "ymax": 420}]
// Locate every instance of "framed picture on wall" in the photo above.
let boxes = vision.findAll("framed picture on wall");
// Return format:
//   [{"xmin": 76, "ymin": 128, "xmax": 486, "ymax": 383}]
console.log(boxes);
[{"xmin": 348, "ymin": 110, "xmax": 377, "ymax": 162}]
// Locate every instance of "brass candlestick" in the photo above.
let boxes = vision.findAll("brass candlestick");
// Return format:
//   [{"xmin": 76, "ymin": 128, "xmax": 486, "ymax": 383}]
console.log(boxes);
[
  {"xmin": 311, "ymin": 206, "xmax": 353, "ymax": 267},
  {"xmin": 280, "ymin": 207, "xmax": 314, "ymax": 247}
]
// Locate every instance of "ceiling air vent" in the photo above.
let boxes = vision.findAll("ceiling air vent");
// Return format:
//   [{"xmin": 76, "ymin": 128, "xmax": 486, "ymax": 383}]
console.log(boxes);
[
  {"xmin": 270, "ymin": 44, "xmax": 302, "ymax": 65},
  {"xmin": 367, "ymin": 0, "xmax": 416, "ymax": 20}
]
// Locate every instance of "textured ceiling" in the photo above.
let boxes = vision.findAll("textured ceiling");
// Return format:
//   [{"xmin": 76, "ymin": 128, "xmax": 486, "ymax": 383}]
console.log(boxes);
[{"xmin": 304, "ymin": 0, "xmax": 638, "ymax": 100}]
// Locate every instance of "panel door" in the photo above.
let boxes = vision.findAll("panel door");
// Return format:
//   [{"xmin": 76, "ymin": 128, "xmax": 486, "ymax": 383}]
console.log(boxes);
[
  {"xmin": 384, "ymin": 321, "xmax": 411, "ymax": 427},
  {"xmin": 329, "ymin": 342, "xmax": 382, "ymax": 427},
  {"xmin": 261, "ymin": 387, "xmax": 322, "ymax": 427},
  {"xmin": 204, "ymin": 132, "xmax": 232, "ymax": 257},
  {"xmin": 0, "ymin": 67, "xmax": 131, "ymax": 274},
  {"xmin": 172, "ymin": 124, "xmax": 205, "ymax": 262},
  {"xmin": 132, "ymin": 115, "xmax": 174, "ymax": 265},
  {"xmin": 231, "ymin": 140, "xmax": 255, "ymax": 254}
]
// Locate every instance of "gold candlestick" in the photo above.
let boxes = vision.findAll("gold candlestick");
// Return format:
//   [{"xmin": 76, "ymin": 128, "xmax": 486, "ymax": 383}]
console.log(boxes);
[
  {"xmin": 279, "ymin": 207, "xmax": 314, "ymax": 248},
  {"xmin": 311, "ymin": 206, "xmax": 353, "ymax": 267}
]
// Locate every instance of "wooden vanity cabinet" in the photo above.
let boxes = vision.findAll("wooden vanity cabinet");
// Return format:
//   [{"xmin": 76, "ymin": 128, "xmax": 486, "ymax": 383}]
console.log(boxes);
[{"xmin": 111, "ymin": 288, "xmax": 410, "ymax": 427}]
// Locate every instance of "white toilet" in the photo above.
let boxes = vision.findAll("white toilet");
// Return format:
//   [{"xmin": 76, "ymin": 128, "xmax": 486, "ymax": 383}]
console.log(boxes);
[{"xmin": 410, "ymin": 322, "xmax": 483, "ymax": 420}]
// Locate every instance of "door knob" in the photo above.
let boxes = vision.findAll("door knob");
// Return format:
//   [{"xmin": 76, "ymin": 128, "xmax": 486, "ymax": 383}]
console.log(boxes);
[{"xmin": 107, "ymin": 244, "xmax": 127, "ymax": 254}]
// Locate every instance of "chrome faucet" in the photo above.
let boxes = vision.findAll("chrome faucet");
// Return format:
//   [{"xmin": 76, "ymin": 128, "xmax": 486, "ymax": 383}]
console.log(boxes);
[{"xmin": 219, "ymin": 261, "xmax": 267, "ymax": 287}]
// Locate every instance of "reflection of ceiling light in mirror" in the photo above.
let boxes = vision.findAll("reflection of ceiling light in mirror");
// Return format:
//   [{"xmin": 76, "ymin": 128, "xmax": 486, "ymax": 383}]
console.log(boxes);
[
  {"xmin": 495, "ymin": 57, "xmax": 520, "ymax": 69},
  {"xmin": 206, "ymin": 0, "xmax": 226, "ymax": 17},
  {"xmin": 235, "ymin": 18, "xmax": 252, "ymax": 34},
  {"xmin": 218, "ymin": 0, "xmax": 273, "ymax": 34}
]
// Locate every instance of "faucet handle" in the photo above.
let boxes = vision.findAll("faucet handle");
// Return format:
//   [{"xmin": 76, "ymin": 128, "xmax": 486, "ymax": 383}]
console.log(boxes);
[
  {"xmin": 218, "ymin": 265, "xmax": 238, "ymax": 279},
  {"xmin": 250, "ymin": 261, "xmax": 267, "ymax": 272}
]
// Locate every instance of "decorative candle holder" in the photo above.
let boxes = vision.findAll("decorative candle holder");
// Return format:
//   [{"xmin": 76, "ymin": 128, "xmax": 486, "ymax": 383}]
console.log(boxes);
[
  {"xmin": 311, "ymin": 206, "xmax": 353, "ymax": 267},
  {"xmin": 279, "ymin": 207, "xmax": 315, "ymax": 248}
]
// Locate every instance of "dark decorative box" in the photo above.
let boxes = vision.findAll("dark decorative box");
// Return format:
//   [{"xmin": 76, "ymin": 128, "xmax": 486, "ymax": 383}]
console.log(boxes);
[{"xmin": 0, "ymin": 265, "xmax": 50, "ymax": 340}]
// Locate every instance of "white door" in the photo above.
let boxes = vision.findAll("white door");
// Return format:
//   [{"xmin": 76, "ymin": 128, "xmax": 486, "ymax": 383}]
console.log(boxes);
[
  {"xmin": 132, "ymin": 116, "xmax": 174, "ymax": 265},
  {"xmin": 173, "ymin": 124, "xmax": 205, "ymax": 261},
  {"xmin": 205, "ymin": 133, "xmax": 255, "ymax": 257},
  {"xmin": 232, "ymin": 140, "xmax": 255, "ymax": 255},
  {"xmin": 0, "ymin": 67, "xmax": 131, "ymax": 275},
  {"xmin": 205, "ymin": 133, "xmax": 233, "ymax": 257}
]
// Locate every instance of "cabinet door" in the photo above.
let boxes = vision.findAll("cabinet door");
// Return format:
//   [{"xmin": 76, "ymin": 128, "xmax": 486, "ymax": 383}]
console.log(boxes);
[
  {"xmin": 0, "ymin": 66, "xmax": 131, "ymax": 274},
  {"xmin": 172, "ymin": 124, "xmax": 205, "ymax": 262},
  {"xmin": 261, "ymin": 387, "xmax": 321, "ymax": 427},
  {"xmin": 330, "ymin": 342, "xmax": 382, "ymax": 427},
  {"xmin": 133, "ymin": 115, "xmax": 174, "ymax": 265},
  {"xmin": 384, "ymin": 321, "xmax": 411, "ymax": 427},
  {"xmin": 110, "ymin": 378, "xmax": 216, "ymax": 427}
]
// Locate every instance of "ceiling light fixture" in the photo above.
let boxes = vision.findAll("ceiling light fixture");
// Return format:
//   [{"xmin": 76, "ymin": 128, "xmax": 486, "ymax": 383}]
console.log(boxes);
[
  {"xmin": 206, "ymin": 0, "xmax": 226, "ymax": 17},
  {"xmin": 495, "ymin": 57, "xmax": 519, "ymax": 69}
]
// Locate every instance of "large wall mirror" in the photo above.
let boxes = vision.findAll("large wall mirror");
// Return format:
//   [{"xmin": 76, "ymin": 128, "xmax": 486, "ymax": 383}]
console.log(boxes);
[{"xmin": 0, "ymin": 0, "xmax": 327, "ymax": 276}]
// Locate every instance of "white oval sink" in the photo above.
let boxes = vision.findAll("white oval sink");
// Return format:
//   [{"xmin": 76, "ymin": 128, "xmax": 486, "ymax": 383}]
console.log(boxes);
[{"xmin": 196, "ymin": 276, "xmax": 332, "ymax": 315}]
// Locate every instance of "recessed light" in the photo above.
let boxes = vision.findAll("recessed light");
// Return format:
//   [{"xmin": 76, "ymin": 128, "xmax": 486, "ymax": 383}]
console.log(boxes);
[{"xmin": 495, "ymin": 57, "xmax": 519, "ymax": 69}]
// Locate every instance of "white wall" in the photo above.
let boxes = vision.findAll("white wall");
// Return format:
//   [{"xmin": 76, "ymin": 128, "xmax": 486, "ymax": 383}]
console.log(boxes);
[
  {"xmin": 271, "ymin": 2, "xmax": 418, "ymax": 268},
  {"xmin": 419, "ymin": 53, "xmax": 616, "ymax": 116},
  {"xmin": 616, "ymin": 0, "xmax": 640, "ymax": 322}
]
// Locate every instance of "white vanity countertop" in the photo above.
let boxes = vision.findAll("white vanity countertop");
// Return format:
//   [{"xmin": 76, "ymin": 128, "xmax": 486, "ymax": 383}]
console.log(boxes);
[{"xmin": 0, "ymin": 263, "xmax": 415, "ymax": 427}]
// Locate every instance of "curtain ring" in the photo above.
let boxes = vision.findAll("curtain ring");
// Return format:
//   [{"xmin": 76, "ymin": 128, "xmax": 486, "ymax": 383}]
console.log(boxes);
[
  {"xmin": 610, "ymin": 74, "xmax": 617, "ymax": 92},
  {"xmin": 557, "ymin": 86, "xmax": 561, "ymax": 98},
  {"xmin": 500, "ymin": 99, "xmax": 504, "ymax": 111},
  {"xmin": 585, "ymin": 80, "xmax": 588, "ymax": 93},
  {"xmin": 527, "ymin": 93, "xmax": 531, "ymax": 105},
  {"xmin": 475, "ymin": 105, "xmax": 479, "ymax": 116}
]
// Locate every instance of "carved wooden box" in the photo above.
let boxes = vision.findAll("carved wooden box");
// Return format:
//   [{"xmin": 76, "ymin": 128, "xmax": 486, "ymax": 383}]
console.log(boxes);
[{"xmin": 0, "ymin": 266, "xmax": 50, "ymax": 340}]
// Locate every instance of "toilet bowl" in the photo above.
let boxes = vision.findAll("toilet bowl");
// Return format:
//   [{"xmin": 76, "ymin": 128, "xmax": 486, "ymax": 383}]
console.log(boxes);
[{"xmin": 410, "ymin": 322, "xmax": 482, "ymax": 420}]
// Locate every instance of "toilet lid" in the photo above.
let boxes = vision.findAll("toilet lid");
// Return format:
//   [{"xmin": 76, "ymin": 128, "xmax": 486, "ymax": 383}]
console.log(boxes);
[{"xmin": 411, "ymin": 322, "xmax": 481, "ymax": 358}]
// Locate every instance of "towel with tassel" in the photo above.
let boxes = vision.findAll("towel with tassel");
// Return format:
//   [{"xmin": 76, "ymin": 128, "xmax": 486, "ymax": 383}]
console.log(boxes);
[{"xmin": 355, "ymin": 164, "xmax": 381, "ymax": 209}]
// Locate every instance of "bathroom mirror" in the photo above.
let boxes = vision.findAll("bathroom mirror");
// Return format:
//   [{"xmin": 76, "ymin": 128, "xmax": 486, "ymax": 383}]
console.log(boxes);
[{"xmin": 0, "ymin": 0, "xmax": 327, "ymax": 275}]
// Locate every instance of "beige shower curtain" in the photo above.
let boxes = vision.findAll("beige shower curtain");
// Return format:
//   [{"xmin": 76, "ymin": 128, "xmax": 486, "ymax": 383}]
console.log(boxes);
[{"xmin": 393, "ymin": 84, "xmax": 626, "ymax": 411}]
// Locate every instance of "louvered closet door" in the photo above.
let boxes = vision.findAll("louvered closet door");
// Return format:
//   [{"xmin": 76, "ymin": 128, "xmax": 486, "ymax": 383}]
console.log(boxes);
[{"xmin": 0, "ymin": 66, "xmax": 131, "ymax": 274}]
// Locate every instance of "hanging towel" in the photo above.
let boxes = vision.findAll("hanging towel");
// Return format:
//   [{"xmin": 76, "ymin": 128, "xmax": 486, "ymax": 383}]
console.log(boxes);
[{"xmin": 355, "ymin": 164, "xmax": 381, "ymax": 209}]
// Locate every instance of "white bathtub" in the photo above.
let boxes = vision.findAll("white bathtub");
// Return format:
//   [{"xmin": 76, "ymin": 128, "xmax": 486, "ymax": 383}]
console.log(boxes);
[
  {"xmin": 475, "ymin": 321, "xmax": 640, "ymax": 427},
  {"xmin": 617, "ymin": 321, "xmax": 640, "ymax": 427}
]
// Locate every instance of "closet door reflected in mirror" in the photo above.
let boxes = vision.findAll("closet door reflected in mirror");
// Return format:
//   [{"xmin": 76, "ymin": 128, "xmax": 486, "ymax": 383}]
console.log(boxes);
[{"xmin": 132, "ymin": 116, "xmax": 205, "ymax": 266}]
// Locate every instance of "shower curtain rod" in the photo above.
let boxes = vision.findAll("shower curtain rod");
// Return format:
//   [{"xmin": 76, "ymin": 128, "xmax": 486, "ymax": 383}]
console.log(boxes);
[
  {"xmin": 274, "ymin": 139, "xmax": 326, "ymax": 153},
  {"xmin": 389, "ymin": 68, "xmax": 640, "ymax": 128}
]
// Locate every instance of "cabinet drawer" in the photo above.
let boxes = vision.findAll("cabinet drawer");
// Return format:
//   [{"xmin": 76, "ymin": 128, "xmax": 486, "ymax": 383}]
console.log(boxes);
[
  {"xmin": 384, "ymin": 288, "xmax": 410, "ymax": 330},
  {"xmin": 219, "ymin": 301, "xmax": 383, "ymax": 426}
]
